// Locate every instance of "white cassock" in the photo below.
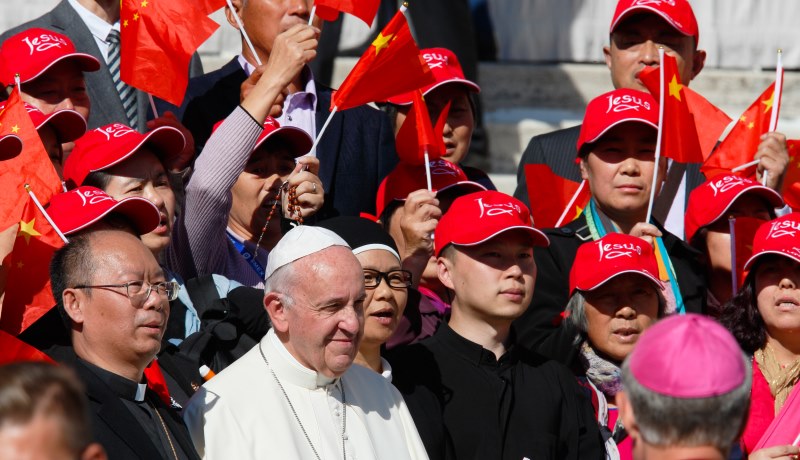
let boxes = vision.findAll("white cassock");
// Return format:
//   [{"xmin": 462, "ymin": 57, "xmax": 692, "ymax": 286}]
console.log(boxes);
[{"xmin": 183, "ymin": 329, "xmax": 429, "ymax": 460}]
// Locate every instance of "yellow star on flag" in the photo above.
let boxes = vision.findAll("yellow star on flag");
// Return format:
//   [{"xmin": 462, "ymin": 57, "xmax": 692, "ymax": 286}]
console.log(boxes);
[
  {"xmin": 574, "ymin": 206, "xmax": 584, "ymax": 219},
  {"xmin": 668, "ymin": 75, "xmax": 682, "ymax": 101},
  {"xmin": 372, "ymin": 32, "xmax": 394, "ymax": 56},
  {"xmin": 123, "ymin": 19, "xmax": 129, "ymax": 27},
  {"xmin": 18, "ymin": 218, "xmax": 41, "ymax": 245},
  {"xmin": 10, "ymin": 125, "xmax": 19, "ymax": 133},
  {"xmin": 134, "ymin": 12, "xmax": 140, "ymax": 21},
  {"xmin": 747, "ymin": 122, "xmax": 755, "ymax": 129},
  {"xmin": 762, "ymin": 91, "xmax": 774, "ymax": 114},
  {"xmin": 141, "ymin": 0, "xmax": 148, "ymax": 6},
  {"xmin": 740, "ymin": 115, "xmax": 747, "ymax": 123},
  {"xmin": 16, "ymin": 261, "xmax": 24, "ymax": 269}
]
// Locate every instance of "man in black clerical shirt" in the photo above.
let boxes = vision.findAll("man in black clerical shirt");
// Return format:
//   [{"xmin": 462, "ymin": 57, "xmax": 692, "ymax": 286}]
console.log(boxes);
[
  {"xmin": 50, "ymin": 229, "xmax": 199, "ymax": 460},
  {"xmin": 389, "ymin": 190, "xmax": 605, "ymax": 460}
]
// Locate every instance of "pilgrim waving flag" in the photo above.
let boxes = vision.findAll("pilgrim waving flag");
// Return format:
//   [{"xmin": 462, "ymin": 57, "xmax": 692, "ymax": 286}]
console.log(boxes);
[
  {"xmin": 0, "ymin": 88, "xmax": 60, "ymax": 230},
  {"xmin": 395, "ymin": 90, "xmax": 449, "ymax": 164},
  {"xmin": 120, "ymin": 0, "xmax": 220, "ymax": 106},
  {"xmin": 701, "ymin": 79, "xmax": 782, "ymax": 177},
  {"xmin": 313, "ymin": 0, "xmax": 381, "ymax": 26},
  {"xmin": 332, "ymin": 6, "xmax": 434, "ymax": 111},
  {"xmin": 1, "ymin": 191, "xmax": 65, "ymax": 335},
  {"xmin": 639, "ymin": 54, "xmax": 703, "ymax": 164},
  {"xmin": 0, "ymin": 330, "xmax": 53, "ymax": 364},
  {"xmin": 524, "ymin": 164, "xmax": 590, "ymax": 228}
]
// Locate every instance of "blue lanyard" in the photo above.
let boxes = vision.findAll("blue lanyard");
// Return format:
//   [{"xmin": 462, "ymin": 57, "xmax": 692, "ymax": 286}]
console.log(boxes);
[{"xmin": 226, "ymin": 231, "xmax": 266, "ymax": 279}]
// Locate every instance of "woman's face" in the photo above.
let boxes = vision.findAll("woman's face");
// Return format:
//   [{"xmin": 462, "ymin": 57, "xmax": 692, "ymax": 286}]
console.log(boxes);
[
  {"xmin": 754, "ymin": 255, "xmax": 800, "ymax": 339},
  {"xmin": 583, "ymin": 273, "xmax": 660, "ymax": 363},
  {"xmin": 355, "ymin": 249, "xmax": 408, "ymax": 348}
]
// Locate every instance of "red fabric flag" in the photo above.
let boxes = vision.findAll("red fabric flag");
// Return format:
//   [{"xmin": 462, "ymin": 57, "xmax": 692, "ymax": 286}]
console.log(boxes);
[
  {"xmin": 314, "ymin": 0, "xmax": 381, "ymax": 27},
  {"xmin": 198, "ymin": 0, "xmax": 226, "ymax": 15},
  {"xmin": 731, "ymin": 216, "xmax": 763, "ymax": 290},
  {"xmin": 684, "ymin": 86, "xmax": 732, "ymax": 161},
  {"xmin": 524, "ymin": 164, "xmax": 590, "ymax": 228},
  {"xmin": 0, "ymin": 329, "xmax": 53, "ymax": 364},
  {"xmin": 781, "ymin": 139, "xmax": 800, "ymax": 206},
  {"xmin": 701, "ymin": 79, "xmax": 781, "ymax": 178},
  {"xmin": 0, "ymin": 89, "xmax": 61, "ymax": 230},
  {"xmin": 1, "ymin": 194, "xmax": 64, "ymax": 335},
  {"xmin": 332, "ymin": 7, "xmax": 435, "ymax": 111},
  {"xmin": 395, "ymin": 90, "xmax": 449, "ymax": 165},
  {"xmin": 639, "ymin": 54, "xmax": 703, "ymax": 164},
  {"xmin": 120, "ymin": 0, "xmax": 220, "ymax": 106},
  {"xmin": 144, "ymin": 359, "xmax": 173, "ymax": 406}
]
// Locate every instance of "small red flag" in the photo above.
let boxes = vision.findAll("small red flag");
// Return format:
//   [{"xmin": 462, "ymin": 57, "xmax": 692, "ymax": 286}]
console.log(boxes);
[
  {"xmin": 0, "ymin": 330, "xmax": 53, "ymax": 364},
  {"xmin": 144, "ymin": 359, "xmax": 173, "ymax": 406},
  {"xmin": 684, "ymin": 86, "xmax": 732, "ymax": 161},
  {"xmin": 332, "ymin": 7, "xmax": 435, "ymax": 111},
  {"xmin": 525, "ymin": 164, "xmax": 590, "ymax": 228},
  {"xmin": 781, "ymin": 140, "xmax": 800, "ymax": 205},
  {"xmin": 701, "ymin": 79, "xmax": 781, "ymax": 177},
  {"xmin": 639, "ymin": 54, "xmax": 703, "ymax": 164},
  {"xmin": 1, "ymin": 194, "xmax": 64, "ymax": 335},
  {"xmin": 120, "ymin": 0, "xmax": 220, "ymax": 106},
  {"xmin": 314, "ymin": 0, "xmax": 381, "ymax": 27},
  {"xmin": 395, "ymin": 90, "xmax": 449, "ymax": 165},
  {"xmin": 0, "ymin": 88, "xmax": 61, "ymax": 230}
]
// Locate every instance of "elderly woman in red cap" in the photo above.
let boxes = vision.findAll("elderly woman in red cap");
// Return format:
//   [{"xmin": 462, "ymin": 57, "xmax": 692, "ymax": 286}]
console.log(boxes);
[
  {"xmin": 564, "ymin": 233, "xmax": 665, "ymax": 460},
  {"xmin": 721, "ymin": 213, "xmax": 800, "ymax": 457}
]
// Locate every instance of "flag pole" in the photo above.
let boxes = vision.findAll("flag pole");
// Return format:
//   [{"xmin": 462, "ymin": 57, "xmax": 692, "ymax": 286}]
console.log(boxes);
[
  {"xmin": 308, "ymin": 5, "xmax": 316, "ymax": 25},
  {"xmin": 645, "ymin": 47, "xmax": 666, "ymax": 224},
  {"xmin": 309, "ymin": 106, "xmax": 338, "ymax": 154},
  {"xmin": 148, "ymin": 93, "xmax": 159, "ymax": 119},
  {"xmin": 763, "ymin": 50, "xmax": 783, "ymax": 187},
  {"xmin": 24, "ymin": 184, "xmax": 68, "ymax": 244},
  {"xmin": 729, "ymin": 216, "xmax": 738, "ymax": 296},
  {"xmin": 423, "ymin": 151, "xmax": 432, "ymax": 191},
  {"xmin": 556, "ymin": 180, "xmax": 587, "ymax": 227},
  {"xmin": 226, "ymin": 0, "xmax": 263, "ymax": 66},
  {"xmin": 732, "ymin": 158, "xmax": 760, "ymax": 172}
]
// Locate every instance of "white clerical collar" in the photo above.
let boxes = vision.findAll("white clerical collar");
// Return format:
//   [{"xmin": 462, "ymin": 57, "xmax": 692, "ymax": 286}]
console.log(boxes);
[
  {"xmin": 135, "ymin": 383, "xmax": 147, "ymax": 402},
  {"xmin": 267, "ymin": 329, "xmax": 338, "ymax": 388}
]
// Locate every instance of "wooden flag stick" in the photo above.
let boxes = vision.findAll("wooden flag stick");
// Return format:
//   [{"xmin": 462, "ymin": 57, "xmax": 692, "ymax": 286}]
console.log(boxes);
[
  {"xmin": 423, "ymin": 151, "xmax": 432, "ymax": 192},
  {"xmin": 645, "ymin": 47, "xmax": 666, "ymax": 224},
  {"xmin": 731, "ymin": 158, "xmax": 760, "ymax": 172},
  {"xmin": 556, "ymin": 180, "xmax": 587, "ymax": 227},
  {"xmin": 25, "ymin": 184, "xmax": 68, "ymax": 244},
  {"xmin": 769, "ymin": 49, "xmax": 783, "ymax": 132},
  {"xmin": 226, "ymin": 0, "xmax": 263, "ymax": 66},
  {"xmin": 309, "ymin": 106, "xmax": 338, "ymax": 154},
  {"xmin": 308, "ymin": 5, "xmax": 316, "ymax": 25},
  {"xmin": 148, "ymin": 93, "xmax": 159, "ymax": 119},
  {"xmin": 729, "ymin": 217, "xmax": 738, "ymax": 297}
]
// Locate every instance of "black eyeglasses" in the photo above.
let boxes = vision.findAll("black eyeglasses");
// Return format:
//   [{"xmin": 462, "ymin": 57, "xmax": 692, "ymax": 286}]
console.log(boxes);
[
  {"xmin": 72, "ymin": 280, "xmax": 180, "ymax": 306},
  {"xmin": 363, "ymin": 269, "xmax": 412, "ymax": 289}
]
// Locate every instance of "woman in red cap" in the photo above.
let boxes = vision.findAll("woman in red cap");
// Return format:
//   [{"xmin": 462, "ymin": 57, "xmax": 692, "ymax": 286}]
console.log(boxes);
[{"xmin": 721, "ymin": 213, "xmax": 800, "ymax": 457}]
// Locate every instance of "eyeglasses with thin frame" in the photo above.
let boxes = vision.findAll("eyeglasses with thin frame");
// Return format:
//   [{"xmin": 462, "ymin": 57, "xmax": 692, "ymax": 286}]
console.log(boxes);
[
  {"xmin": 72, "ymin": 280, "xmax": 180, "ymax": 306},
  {"xmin": 363, "ymin": 269, "xmax": 412, "ymax": 289}
]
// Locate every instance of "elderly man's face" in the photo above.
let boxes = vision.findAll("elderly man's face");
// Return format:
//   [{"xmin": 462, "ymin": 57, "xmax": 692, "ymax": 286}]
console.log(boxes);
[
  {"xmin": 583, "ymin": 274, "xmax": 659, "ymax": 363},
  {"xmin": 232, "ymin": 0, "xmax": 313, "ymax": 59},
  {"xmin": 282, "ymin": 246, "xmax": 366, "ymax": 378},
  {"xmin": 65, "ymin": 231, "xmax": 169, "ymax": 373}
]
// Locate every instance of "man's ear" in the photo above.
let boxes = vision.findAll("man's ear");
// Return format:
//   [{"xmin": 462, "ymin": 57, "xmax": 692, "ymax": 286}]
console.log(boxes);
[
  {"xmin": 617, "ymin": 391, "xmax": 640, "ymax": 441},
  {"xmin": 437, "ymin": 255, "xmax": 455, "ymax": 290},
  {"xmin": 62, "ymin": 289, "xmax": 85, "ymax": 325},
  {"xmin": 265, "ymin": 292, "xmax": 289, "ymax": 333},
  {"xmin": 690, "ymin": 49, "xmax": 706, "ymax": 82},
  {"xmin": 224, "ymin": 0, "xmax": 244, "ymax": 30},
  {"xmin": 579, "ymin": 157, "xmax": 590, "ymax": 181}
]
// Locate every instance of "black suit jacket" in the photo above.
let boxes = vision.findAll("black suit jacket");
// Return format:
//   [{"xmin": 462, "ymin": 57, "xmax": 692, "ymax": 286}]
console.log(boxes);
[
  {"xmin": 49, "ymin": 347, "xmax": 200, "ymax": 460},
  {"xmin": 0, "ymin": 0, "xmax": 203, "ymax": 131},
  {"xmin": 512, "ymin": 214, "xmax": 707, "ymax": 363},
  {"xmin": 177, "ymin": 57, "xmax": 399, "ymax": 216}
]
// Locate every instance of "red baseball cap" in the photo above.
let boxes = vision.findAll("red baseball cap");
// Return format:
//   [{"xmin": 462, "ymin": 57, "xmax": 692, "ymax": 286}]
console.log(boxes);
[
  {"xmin": 63, "ymin": 123, "xmax": 186, "ymax": 188},
  {"xmin": 0, "ymin": 101, "xmax": 87, "ymax": 144},
  {"xmin": 0, "ymin": 28, "xmax": 100, "ymax": 86},
  {"xmin": 386, "ymin": 48, "xmax": 480, "ymax": 105},
  {"xmin": 0, "ymin": 134, "xmax": 22, "ymax": 160},
  {"xmin": 569, "ymin": 233, "xmax": 662, "ymax": 295},
  {"xmin": 628, "ymin": 314, "xmax": 746, "ymax": 398},
  {"xmin": 434, "ymin": 190, "xmax": 549, "ymax": 256},
  {"xmin": 576, "ymin": 88, "xmax": 659, "ymax": 156},
  {"xmin": 744, "ymin": 213, "xmax": 800, "ymax": 270},
  {"xmin": 47, "ymin": 186, "xmax": 160, "ymax": 236},
  {"xmin": 610, "ymin": 0, "xmax": 699, "ymax": 44},
  {"xmin": 212, "ymin": 116, "xmax": 312, "ymax": 157},
  {"xmin": 375, "ymin": 159, "xmax": 486, "ymax": 218},
  {"xmin": 685, "ymin": 174, "xmax": 783, "ymax": 243}
]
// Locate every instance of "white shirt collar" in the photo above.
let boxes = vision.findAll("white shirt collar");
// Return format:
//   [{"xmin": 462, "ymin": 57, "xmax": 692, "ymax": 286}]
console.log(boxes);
[
  {"xmin": 267, "ymin": 328, "xmax": 338, "ymax": 389},
  {"xmin": 135, "ymin": 382, "xmax": 147, "ymax": 402},
  {"xmin": 67, "ymin": 0, "xmax": 117, "ymax": 43}
]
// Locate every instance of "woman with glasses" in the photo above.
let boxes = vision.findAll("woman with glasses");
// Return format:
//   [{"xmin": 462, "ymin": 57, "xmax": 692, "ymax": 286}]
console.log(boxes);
[{"xmin": 319, "ymin": 217, "xmax": 410, "ymax": 380}]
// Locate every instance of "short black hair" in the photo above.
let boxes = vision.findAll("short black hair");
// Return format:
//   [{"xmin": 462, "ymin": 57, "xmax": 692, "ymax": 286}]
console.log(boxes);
[
  {"xmin": 50, "ymin": 233, "xmax": 95, "ymax": 330},
  {"xmin": 81, "ymin": 169, "xmax": 114, "ymax": 191}
]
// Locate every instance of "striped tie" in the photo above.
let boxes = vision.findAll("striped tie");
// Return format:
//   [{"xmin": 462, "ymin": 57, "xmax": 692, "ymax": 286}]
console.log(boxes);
[{"xmin": 106, "ymin": 29, "xmax": 138, "ymax": 128}]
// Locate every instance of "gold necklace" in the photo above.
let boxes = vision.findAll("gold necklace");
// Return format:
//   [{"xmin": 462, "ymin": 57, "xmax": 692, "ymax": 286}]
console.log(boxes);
[{"xmin": 151, "ymin": 400, "xmax": 179, "ymax": 460}]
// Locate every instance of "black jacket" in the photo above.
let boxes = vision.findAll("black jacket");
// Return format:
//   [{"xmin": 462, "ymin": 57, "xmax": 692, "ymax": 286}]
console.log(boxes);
[{"xmin": 512, "ymin": 214, "xmax": 707, "ymax": 364}]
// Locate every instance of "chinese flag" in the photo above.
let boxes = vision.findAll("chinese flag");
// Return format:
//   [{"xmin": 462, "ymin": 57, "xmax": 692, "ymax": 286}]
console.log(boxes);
[
  {"xmin": 0, "ymin": 88, "xmax": 61, "ymax": 230},
  {"xmin": 0, "ymin": 330, "xmax": 53, "ymax": 364},
  {"xmin": 701, "ymin": 79, "xmax": 781, "ymax": 178},
  {"xmin": 525, "ymin": 164, "xmax": 590, "ymax": 228},
  {"xmin": 1, "ymin": 195, "xmax": 64, "ymax": 336},
  {"xmin": 730, "ymin": 216, "xmax": 763, "ymax": 290},
  {"xmin": 332, "ymin": 7, "xmax": 435, "ymax": 111},
  {"xmin": 144, "ymin": 359, "xmax": 173, "ymax": 406},
  {"xmin": 120, "ymin": 0, "xmax": 220, "ymax": 106},
  {"xmin": 639, "ymin": 54, "xmax": 703, "ymax": 164},
  {"xmin": 684, "ymin": 87, "xmax": 732, "ymax": 161},
  {"xmin": 314, "ymin": 0, "xmax": 381, "ymax": 27},
  {"xmin": 781, "ymin": 139, "xmax": 800, "ymax": 204},
  {"xmin": 395, "ymin": 90, "xmax": 449, "ymax": 165}
]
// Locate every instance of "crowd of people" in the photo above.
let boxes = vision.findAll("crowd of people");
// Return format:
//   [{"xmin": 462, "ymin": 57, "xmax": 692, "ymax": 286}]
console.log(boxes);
[{"xmin": 1, "ymin": 0, "xmax": 800, "ymax": 459}]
